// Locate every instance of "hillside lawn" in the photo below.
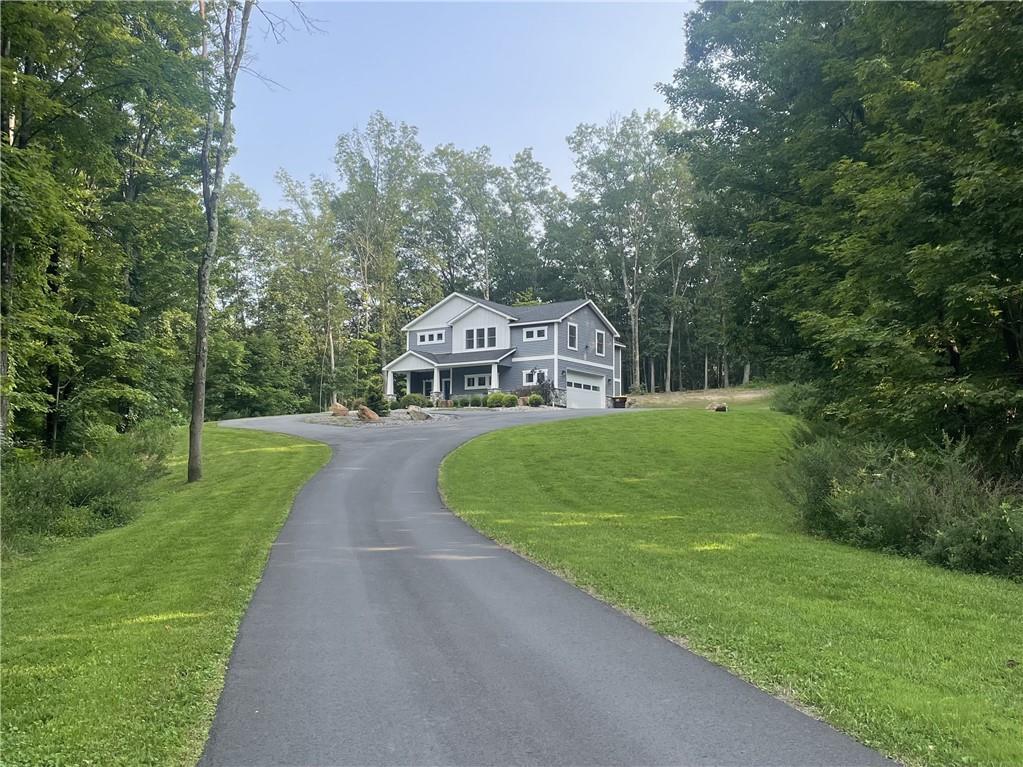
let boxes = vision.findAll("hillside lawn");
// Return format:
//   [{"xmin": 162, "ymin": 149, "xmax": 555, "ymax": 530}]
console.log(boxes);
[
  {"xmin": 440, "ymin": 408, "xmax": 1023, "ymax": 767},
  {"xmin": 1, "ymin": 426, "xmax": 329, "ymax": 767}
]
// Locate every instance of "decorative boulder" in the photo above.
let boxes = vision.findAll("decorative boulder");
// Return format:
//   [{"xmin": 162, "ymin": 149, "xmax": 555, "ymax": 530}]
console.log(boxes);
[
  {"xmin": 407, "ymin": 405, "xmax": 431, "ymax": 421},
  {"xmin": 706, "ymin": 402, "xmax": 728, "ymax": 412},
  {"xmin": 329, "ymin": 403, "xmax": 349, "ymax": 416},
  {"xmin": 357, "ymin": 404, "xmax": 380, "ymax": 422}
]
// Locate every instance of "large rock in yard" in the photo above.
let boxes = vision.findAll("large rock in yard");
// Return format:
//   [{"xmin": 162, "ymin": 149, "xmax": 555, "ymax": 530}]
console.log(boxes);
[
  {"xmin": 357, "ymin": 404, "xmax": 380, "ymax": 421},
  {"xmin": 706, "ymin": 402, "xmax": 728, "ymax": 412},
  {"xmin": 330, "ymin": 403, "xmax": 349, "ymax": 416},
  {"xmin": 407, "ymin": 405, "xmax": 431, "ymax": 421}
]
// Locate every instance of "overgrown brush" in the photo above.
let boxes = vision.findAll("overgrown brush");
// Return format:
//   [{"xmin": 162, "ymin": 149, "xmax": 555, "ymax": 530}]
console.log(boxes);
[
  {"xmin": 783, "ymin": 436, "xmax": 1023, "ymax": 579},
  {"xmin": 1, "ymin": 420, "xmax": 175, "ymax": 555}
]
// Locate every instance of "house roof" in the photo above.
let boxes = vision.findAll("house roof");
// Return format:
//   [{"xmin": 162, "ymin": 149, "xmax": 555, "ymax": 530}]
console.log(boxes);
[
  {"xmin": 414, "ymin": 348, "xmax": 517, "ymax": 366},
  {"xmin": 402, "ymin": 292, "xmax": 621, "ymax": 337},
  {"xmin": 506, "ymin": 299, "xmax": 590, "ymax": 323}
]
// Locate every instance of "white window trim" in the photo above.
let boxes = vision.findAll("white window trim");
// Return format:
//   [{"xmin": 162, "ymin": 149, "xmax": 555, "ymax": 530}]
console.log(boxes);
[
  {"xmin": 464, "ymin": 373, "xmax": 492, "ymax": 390},
  {"xmin": 567, "ymin": 322, "xmax": 579, "ymax": 351},
  {"xmin": 417, "ymin": 330, "xmax": 445, "ymax": 345},
  {"xmin": 522, "ymin": 368, "xmax": 548, "ymax": 386},
  {"xmin": 595, "ymin": 329, "xmax": 606, "ymax": 357},
  {"xmin": 522, "ymin": 326, "xmax": 548, "ymax": 342},
  {"xmin": 464, "ymin": 326, "xmax": 498, "ymax": 350}
]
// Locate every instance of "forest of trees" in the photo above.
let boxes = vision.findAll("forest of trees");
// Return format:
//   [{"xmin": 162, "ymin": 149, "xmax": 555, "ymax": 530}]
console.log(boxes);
[{"xmin": 2, "ymin": 2, "xmax": 1020, "ymax": 567}]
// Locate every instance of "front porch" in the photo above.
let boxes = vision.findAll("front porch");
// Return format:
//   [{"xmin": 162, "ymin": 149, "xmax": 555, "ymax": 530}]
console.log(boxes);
[{"xmin": 383, "ymin": 349, "xmax": 515, "ymax": 402}]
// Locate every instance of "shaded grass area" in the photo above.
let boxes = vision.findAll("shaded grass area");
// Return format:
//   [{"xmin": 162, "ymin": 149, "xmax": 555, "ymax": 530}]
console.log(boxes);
[
  {"xmin": 1, "ymin": 425, "xmax": 329, "ymax": 767},
  {"xmin": 440, "ymin": 409, "xmax": 1023, "ymax": 767}
]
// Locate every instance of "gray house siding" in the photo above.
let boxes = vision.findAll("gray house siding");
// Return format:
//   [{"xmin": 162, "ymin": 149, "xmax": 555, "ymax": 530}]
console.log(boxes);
[
  {"xmin": 502, "ymin": 357, "xmax": 555, "ymax": 392},
  {"xmin": 407, "ymin": 370, "xmax": 434, "ymax": 397},
  {"xmin": 557, "ymin": 304, "xmax": 615, "ymax": 369},
  {"xmin": 408, "ymin": 327, "xmax": 453, "ymax": 355},
  {"xmin": 510, "ymin": 324, "xmax": 555, "ymax": 356},
  {"xmin": 449, "ymin": 365, "xmax": 498, "ymax": 397}
]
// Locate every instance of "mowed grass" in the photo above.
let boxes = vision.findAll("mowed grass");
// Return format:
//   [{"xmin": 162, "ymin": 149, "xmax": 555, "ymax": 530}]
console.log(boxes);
[
  {"xmin": 440, "ymin": 409, "xmax": 1023, "ymax": 767},
  {"xmin": 1, "ymin": 425, "xmax": 329, "ymax": 767}
]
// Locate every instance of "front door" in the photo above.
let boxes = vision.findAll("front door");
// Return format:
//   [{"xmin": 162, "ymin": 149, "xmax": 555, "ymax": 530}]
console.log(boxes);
[{"xmin": 442, "ymin": 378, "xmax": 451, "ymax": 400}]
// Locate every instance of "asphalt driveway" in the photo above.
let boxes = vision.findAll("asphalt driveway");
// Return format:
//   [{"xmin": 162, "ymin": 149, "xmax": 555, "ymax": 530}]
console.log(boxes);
[{"xmin": 200, "ymin": 409, "xmax": 889, "ymax": 766}]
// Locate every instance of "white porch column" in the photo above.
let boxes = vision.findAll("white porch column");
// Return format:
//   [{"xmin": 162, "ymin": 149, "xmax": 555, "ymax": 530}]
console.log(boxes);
[
  {"xmin": 405, "ymin": 372, "xmax": 412, "ymax": 396},
  {"xmin": 490, "ymin": 362, "xmax": 499, "ymax": 391},
  {"xmin": 385, "ymin": 369, "xmax": 395, "ymax": 399},
  {"xmin": 432, "ymin": 366, "xmax": 441, "ymax": 399}
]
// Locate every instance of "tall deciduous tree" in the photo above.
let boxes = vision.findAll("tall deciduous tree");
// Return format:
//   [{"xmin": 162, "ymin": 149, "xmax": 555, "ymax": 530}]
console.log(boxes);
[
  {"xmin": 189, "ymin": 0, "xmax": 253, "ymax": 482},
  {"xmin": 568, "ymin": 111, "xmax": 694, "ymax": 391}
]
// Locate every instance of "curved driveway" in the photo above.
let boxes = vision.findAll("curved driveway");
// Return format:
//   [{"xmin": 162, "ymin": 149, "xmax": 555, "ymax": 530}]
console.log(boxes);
[{"xmin": 200, "ymin": 410, "xmax": 888, "ymax": 766}]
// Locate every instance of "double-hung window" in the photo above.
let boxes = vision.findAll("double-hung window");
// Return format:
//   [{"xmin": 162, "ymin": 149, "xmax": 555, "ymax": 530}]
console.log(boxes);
[
  {"xmin": 465, "ymin": 374, "xmax": 491, "ymax": 389},
  {"xmin": 465, "ymin": 326, "xmax": 497, "ymax": 350},
  {"xmin": 595, "ymin": 329, "xmax": 606, "ymax": 356},
  {"xmin": 567, "ymin": 322, "xmax": 578, "ymax": 350}
]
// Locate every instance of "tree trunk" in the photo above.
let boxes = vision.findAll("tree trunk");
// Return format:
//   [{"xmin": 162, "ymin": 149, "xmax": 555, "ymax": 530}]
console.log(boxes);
[
  {"xmin": 665, "ymin": 311, "xmax": 676, "ymax": 393},
  {"xmin": 742, "ymin": 361, "xmax": 751, "ymax": 385},
  {"xmin": 188, "ymin": 234, "xmax": 214, "ymax": 482},
  {"xmin": 327, "ymin": 322, "xmax": 337, "ymax": 407},
  {"xmin": 188, "ymin": 0, "xmax": 253, "ymax": 483},
  {"xmin": 648, "ymin": 356, "xmax": 655, "ymax": 394},
  {"xmin": 629, "ymin": 304, "xmax": 640, "ymax": 393},
  {"xmin": 722, "ymin": 348, "xmax": 730, "ymax": 388},
  {"xmin": 703, "ymin": 350, "xmax": 709, "ymax": 391}
]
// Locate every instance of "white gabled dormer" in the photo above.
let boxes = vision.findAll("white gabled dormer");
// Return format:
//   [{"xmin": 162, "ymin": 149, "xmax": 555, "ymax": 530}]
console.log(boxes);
[
  {"xmin": 401, "ymin": 292, "xmax": 477, "ymax": 333},
  {"xmin": 449, "ymin": 303, "xmax": 513, "ymax": 352}
]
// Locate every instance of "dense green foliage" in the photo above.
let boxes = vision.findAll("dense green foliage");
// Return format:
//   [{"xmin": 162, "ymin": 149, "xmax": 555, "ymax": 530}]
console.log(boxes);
[
  {"xmin": 1, "ymin": 426, "xmax": 329, "ymax": 766},
  {"xmin": 1, "ymin": 421, "xmax": 173, "ymax": 553},
  {"xmin": 662, "ymin": 2, "xmax": 1023, "ymax": 470},
  {"xmin": 1, "ymin": 2, "xmax": 205, "ymax": 451},
  {"xmin": 783, "ymin": 434, "xmax": 1023, "ymax": 578},
  {"xmin": 441, "ymin": 410, "xmax": 1023, "ymax": 767}
]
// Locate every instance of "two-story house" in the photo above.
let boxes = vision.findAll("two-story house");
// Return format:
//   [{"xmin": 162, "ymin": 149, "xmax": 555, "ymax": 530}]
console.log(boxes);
[{"xmin": 382, "ymin": 293, "xmax": 623, "ymax": 408}]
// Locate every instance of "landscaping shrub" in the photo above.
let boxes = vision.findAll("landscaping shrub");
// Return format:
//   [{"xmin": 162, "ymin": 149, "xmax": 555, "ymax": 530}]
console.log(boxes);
[
  {"xmin": 469, "ymin": 394, "xmax": 483, "ymax": 407},
  {"xmin": 528, "ymin": 393, "xmax": 543, "ymax": 407},
  {"xmin": 783, "ymin": 436, "xmax": 1023, "ymax": 579},
  {"xmin": 486, "ymin": 392, "xmax": 505, "ymax": 408},
  {"xmin": 399, "ymin": 393, "xmax": 430, "ymax": 409},
  {"xmin": 364, "ymin": 385, "xmax": 391, "ymax": 416},
  {"xmin": 502, "ymin": 393, "xmax": 518, "ymax": 408},
  {"xmin": 1, "ymin": 420, "xmax": 175, "ymax": 552}
]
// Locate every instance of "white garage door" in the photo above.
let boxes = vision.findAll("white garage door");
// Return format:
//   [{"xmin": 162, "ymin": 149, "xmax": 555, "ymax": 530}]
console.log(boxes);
[{"xmin": 566, "ymin": 371, "xmax": 605, "ymax": 409}]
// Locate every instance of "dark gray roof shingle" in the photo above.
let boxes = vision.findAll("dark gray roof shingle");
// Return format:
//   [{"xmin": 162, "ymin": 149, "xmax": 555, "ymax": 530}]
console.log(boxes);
[
  {"xmin": 463, "ymin": 296, "xmax": 589, "ymax": 323},
  {"xmin": 414, "ymin": 348, "xmax": 516, "ymax": 365}
]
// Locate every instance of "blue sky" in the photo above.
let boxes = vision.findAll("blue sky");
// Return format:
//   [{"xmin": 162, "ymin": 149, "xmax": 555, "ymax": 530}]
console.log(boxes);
[{"xmin": 232, "ymin": 2, "xmax": 693, "ymax": 207}]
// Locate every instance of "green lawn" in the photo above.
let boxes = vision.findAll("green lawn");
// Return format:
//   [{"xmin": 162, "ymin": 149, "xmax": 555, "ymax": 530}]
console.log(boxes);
[
  {"xmin": 1, "ymin": 425, "xmax": 329, "ymax": 767},
  {"xmin": 440, "ymin": 409, "xmax": 1023, "ymax": 767}
]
